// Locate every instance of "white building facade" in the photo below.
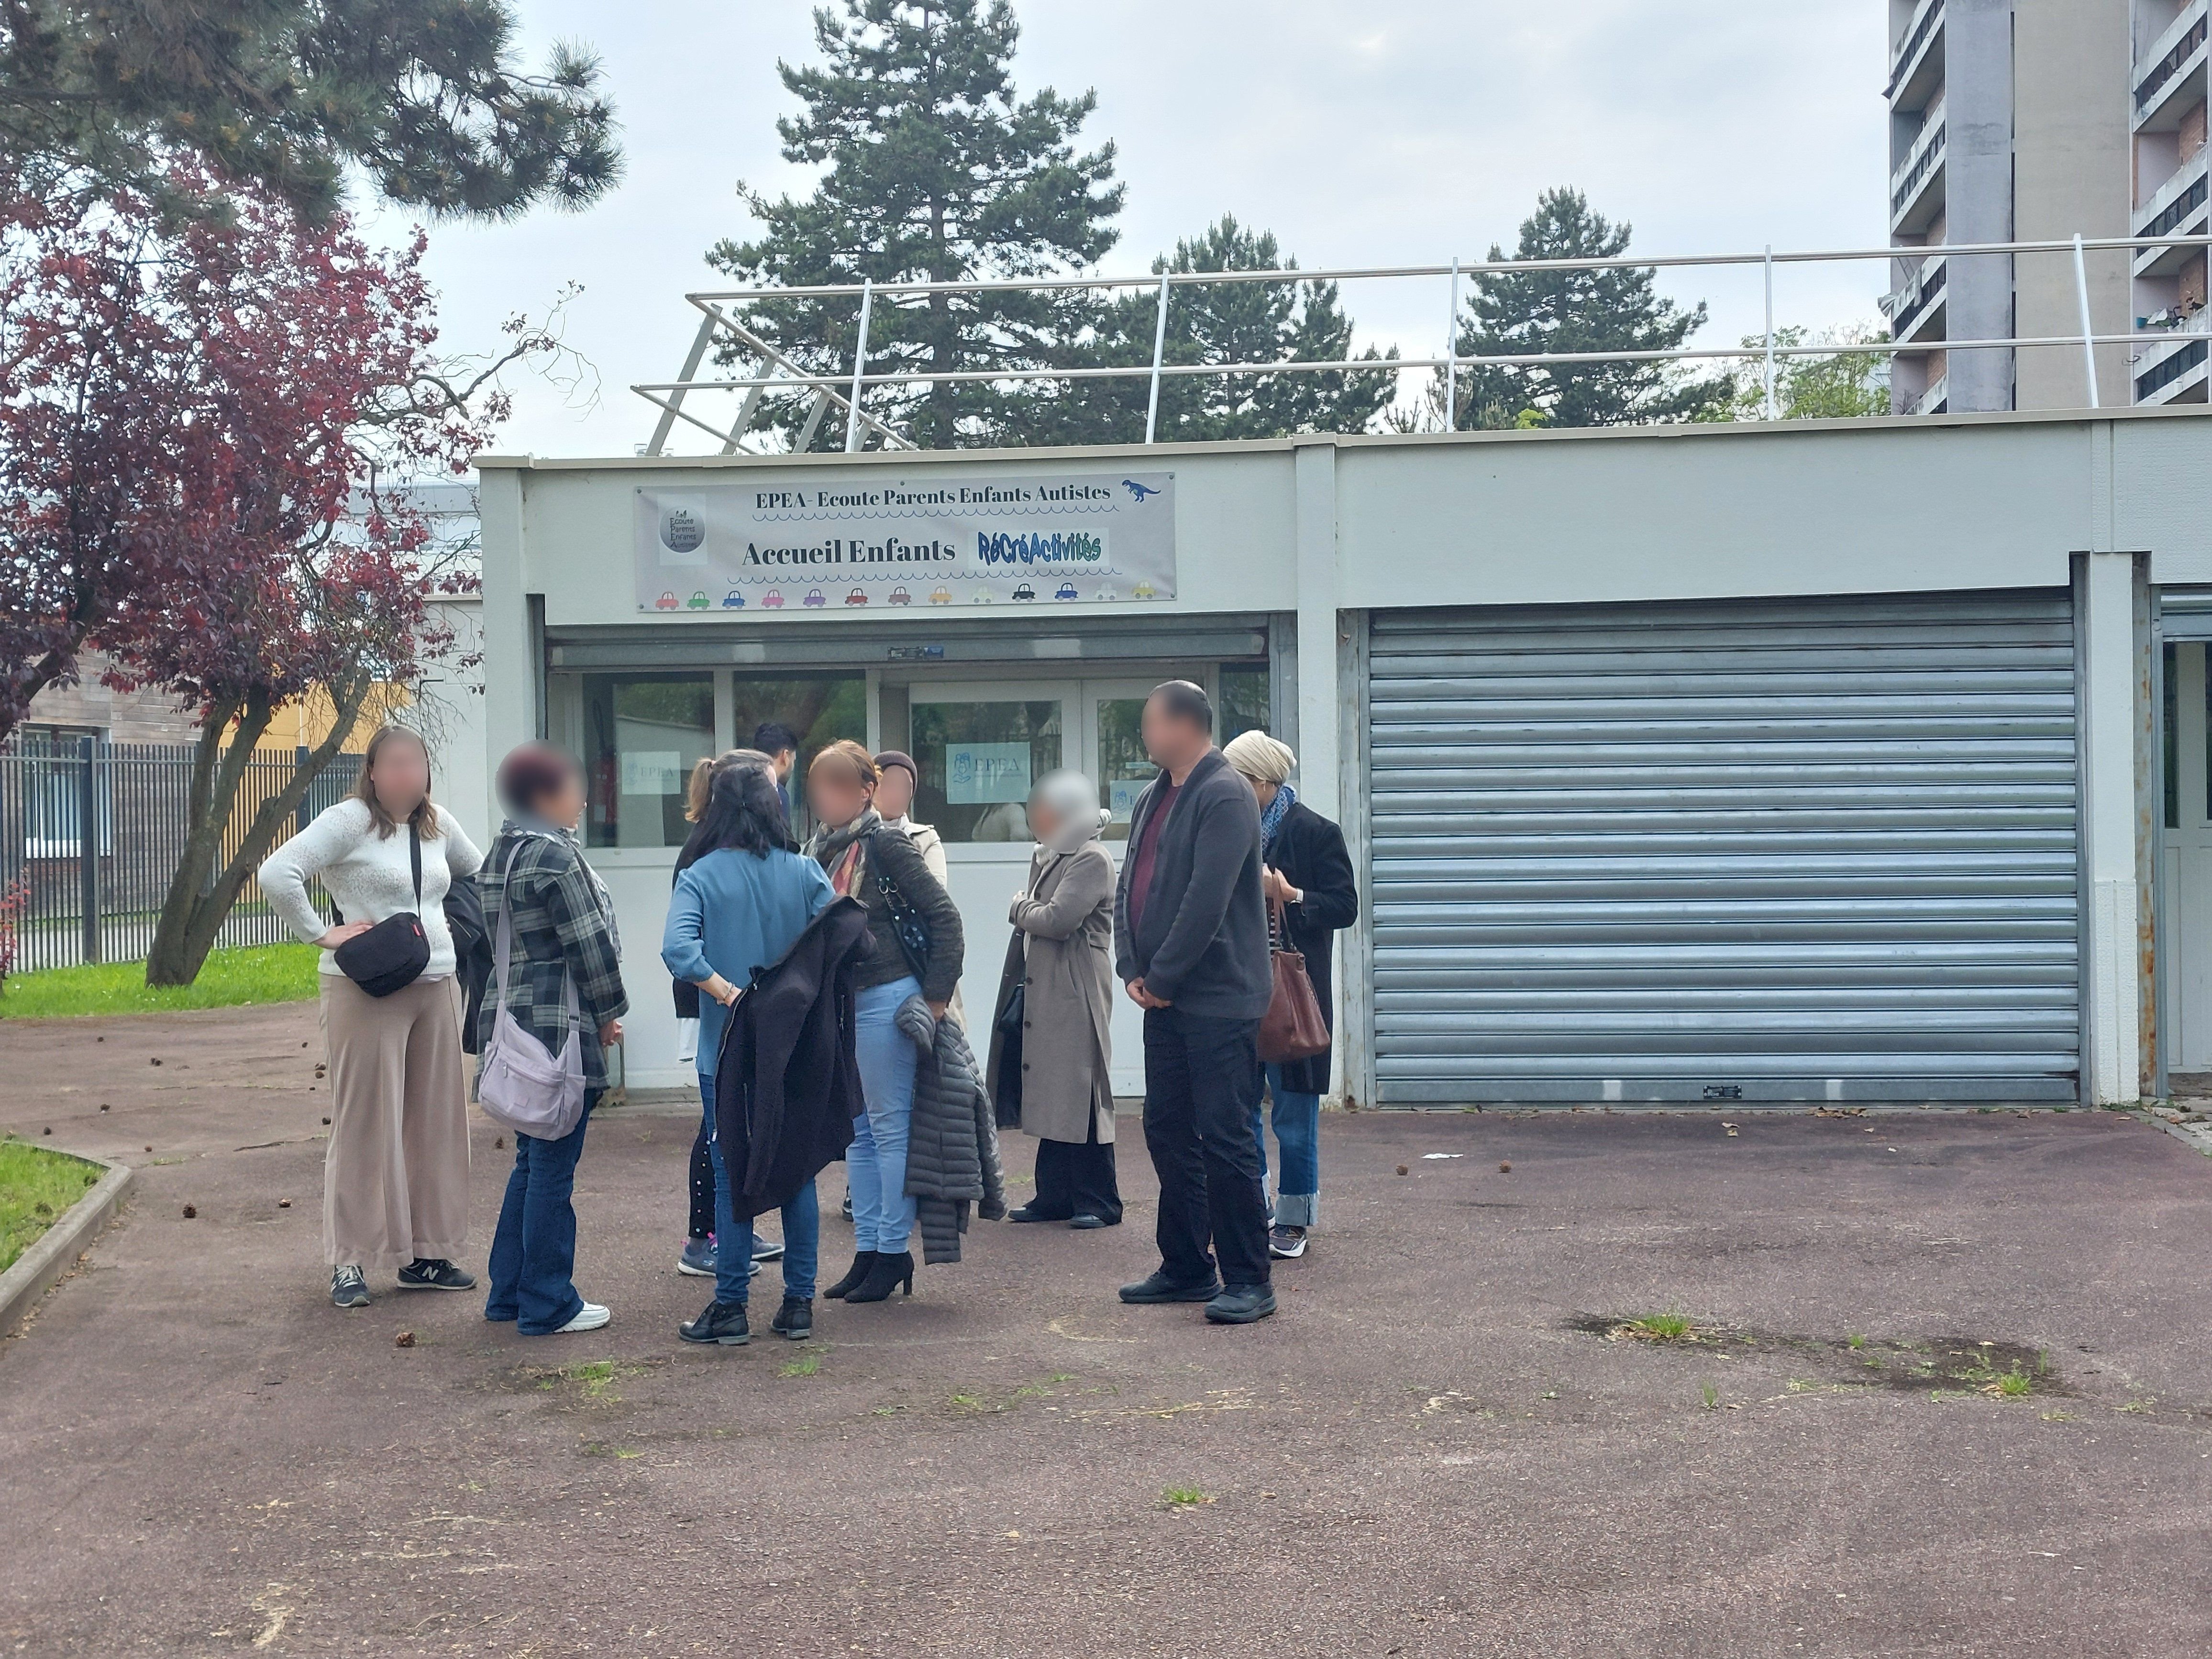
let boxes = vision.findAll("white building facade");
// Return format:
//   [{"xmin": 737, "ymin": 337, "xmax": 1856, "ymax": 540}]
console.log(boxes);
[{"xmin": 475, "ymin": 408, "xmax": 2212, "ymax": 1107}]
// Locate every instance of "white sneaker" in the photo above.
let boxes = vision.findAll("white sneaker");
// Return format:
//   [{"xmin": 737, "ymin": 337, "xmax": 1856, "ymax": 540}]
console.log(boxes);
[{"xmin": 556, "ymin": 1301, "xmax": 611, "ymax": 1333}]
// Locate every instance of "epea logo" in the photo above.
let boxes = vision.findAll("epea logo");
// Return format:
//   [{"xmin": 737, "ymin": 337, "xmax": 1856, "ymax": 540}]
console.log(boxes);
[{"xmin": 660, "ymin": 508, "xmax": 706, "ymax": 558}]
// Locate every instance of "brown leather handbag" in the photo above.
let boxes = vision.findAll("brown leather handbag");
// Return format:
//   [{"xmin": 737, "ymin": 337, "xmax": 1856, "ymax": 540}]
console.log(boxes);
[{"xmin": 1257, "ymin": 897, "xmax": 1329, "ymax": 1062}]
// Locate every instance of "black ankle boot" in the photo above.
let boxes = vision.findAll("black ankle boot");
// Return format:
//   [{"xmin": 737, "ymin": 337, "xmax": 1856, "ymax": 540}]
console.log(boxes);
[
  {"xmin": 821, "ymin": 1251, "xmax": 878, "ymax": 1300},
  {"xmin": 842, "ymin": 1249, "xmax": 914, "ymax": 1304},
  {"xmin": 771, "ymin": 1296, "xmax": 813, "ymax": 1340}
]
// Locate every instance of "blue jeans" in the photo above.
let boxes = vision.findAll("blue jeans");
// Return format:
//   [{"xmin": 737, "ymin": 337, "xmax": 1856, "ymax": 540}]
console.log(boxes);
[
  {"xmin": 850, "ymin": 976, "xmax": 921, "ymax": 1254},
  {"xmin": 485, "ymin": 1094, "xmax": 596, "ymax": 1335},
  {"xmin": 701, "ymin": 1085, "xmax": 818, "ymax": 1307},
  {"xmin": 1252, "ymin": 1064, "xmax": 1321, "ymax": 1229}
]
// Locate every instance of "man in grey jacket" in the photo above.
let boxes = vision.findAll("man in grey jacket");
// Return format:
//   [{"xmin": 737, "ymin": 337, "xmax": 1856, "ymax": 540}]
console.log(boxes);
[{"xmin": 1113, "ymin": 681, "xmax": 1276, "ymax": 1324}]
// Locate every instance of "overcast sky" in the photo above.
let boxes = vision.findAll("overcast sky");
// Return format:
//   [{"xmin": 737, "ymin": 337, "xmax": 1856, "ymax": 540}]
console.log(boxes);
[{"xmin": 355, "ymin": 1, "xmax": 1888, "ymax": 457}]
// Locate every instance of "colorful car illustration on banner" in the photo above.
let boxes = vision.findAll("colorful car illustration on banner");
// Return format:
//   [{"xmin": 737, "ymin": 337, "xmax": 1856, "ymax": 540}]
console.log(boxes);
[
  {"xmin": 803, "ymin": 587, "xmax": 827, "ymax": 608},
  {"xmin": 654, "ymin": 591, "xmax": 681, "ymax": 610},
  {"xmin": 1098, "ymin": 586, "xmax": 1119, "ymax": 602},
  {"xmin": 1011, "ymin": 582, "xmax": 1037, "ymax": 601},
  {"xmin": 686, "ymin": 591, "xmax": 710, "ymax": 609},
  {"xmin": 721, "ymin": 590, "xmax": 746, "ymax": 608},
  {"xmin": 761, "ymin": 590, "xmax": 785, "ymax": 609},
  {"xmin": 889, "ymin": 586, "xmax": 912, "ymax": 606},
  {"xmin": 1131, "ymin": 580, "xmax": 1157, "ymax": 599},
  {"xmin": 971, "ymin": 590, "xmax": 993, "ymax": 604},
  {"xmin": 844, "ymin": 586, "xmax": 868, "ymax": 606},
  {"xmin": 1054, "ymin": 581, "xmax": 1079, "ymax": 600},
  {"xmin": 929, "ymin": 586, "xmax": 952, "ymax": 604}
]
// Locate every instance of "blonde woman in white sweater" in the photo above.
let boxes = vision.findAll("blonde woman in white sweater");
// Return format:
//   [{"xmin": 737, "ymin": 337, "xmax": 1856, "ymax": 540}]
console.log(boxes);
[{"xmin": 259, "ymin": 727, "xmax": 484, "ymax": 1309}]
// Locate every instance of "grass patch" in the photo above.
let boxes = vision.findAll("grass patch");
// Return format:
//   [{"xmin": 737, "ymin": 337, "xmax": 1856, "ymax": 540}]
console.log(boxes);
[
  {"xmin": 780, "ymin": 1348, "xmax": 823, "ymax": 1378},
  {"xmin": 1627, "ymin": 1311, "xmax": 1694, "ymax": 1341},
  {"xmin": 1161, "ymin": 1485, "xmax": 1212, "ymax": 1509},
  {"xmin": 0, "ymin": 943, "xmax": 321, "ymax": 1020},
  {"xmin": 0, "ymin": 1138, "xmax": 104, "ymax": 1274}
]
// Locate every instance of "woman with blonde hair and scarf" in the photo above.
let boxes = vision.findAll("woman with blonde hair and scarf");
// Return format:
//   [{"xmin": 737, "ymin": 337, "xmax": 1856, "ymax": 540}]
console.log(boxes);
[
  {"xmin": 1220, "ymin": 731, "xmax": 1357, "ymax": 1260},
  {"xmin": 987, "ymin": 769, "xmax": 1121, "ymax": 1228}
]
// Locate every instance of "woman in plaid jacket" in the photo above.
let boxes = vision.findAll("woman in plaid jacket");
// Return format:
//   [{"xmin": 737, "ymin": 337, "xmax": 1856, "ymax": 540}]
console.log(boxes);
[{"xmin": 477, "ymin": 744, "xmax": 631, "ymax": 1336}]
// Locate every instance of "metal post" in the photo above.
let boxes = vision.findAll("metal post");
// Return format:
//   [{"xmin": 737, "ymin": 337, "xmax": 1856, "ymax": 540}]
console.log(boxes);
[
  {"xmin": 1762, "ymin": 244, "xmax": 1778, "ymax": 420},
  {"xmin": 77, "ymin": 734, "xmax": 98, "ymax": 964},
  {"xmin": 646, "ymin": 313, "xmax": 717, "ymax": 457},
  {"xmin": 843, "ymin": 279, "xmax": 874, "ymax": 453},
  {"xmin": 1444, "ymin": 257, "xmax": 1460, "ymax": 430},
  {"xmin": 2073, "ymin": 233, "xmax": 2100, "ymax": 409},
  {"xmin": 1144, "ymin": 272, "xmax": 1172, "ymax": 444}
]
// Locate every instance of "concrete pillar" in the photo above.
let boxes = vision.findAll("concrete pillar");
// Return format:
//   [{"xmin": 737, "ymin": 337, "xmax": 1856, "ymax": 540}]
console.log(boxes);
[
  {"xmin": 476, "ymin": 462, "xmax": 532, "ymax": 832},
  {"xmin": 1947, "ymin": 0, "xmax": 2017, "ymax": 412},
  {"xmin": 1292, "ymin": 440, "xmax": 1340, "ymax": 819},
  {"xmin": 2079, "ymin": 545, "xmax": 2148, "ymax": 1103}
]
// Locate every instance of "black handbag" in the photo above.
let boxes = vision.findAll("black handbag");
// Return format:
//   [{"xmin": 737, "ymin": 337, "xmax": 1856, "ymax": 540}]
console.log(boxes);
[
  {"xmin": 444, "ymin": 872, "xmax": 492, "ymax": 1051},
  {"xmin": 866, "ymin": 826, "xmax": 933, "ymax": 985},
  {"xmin": 332, "ymin": 824, "xmax": 432, "ymax": 997}
]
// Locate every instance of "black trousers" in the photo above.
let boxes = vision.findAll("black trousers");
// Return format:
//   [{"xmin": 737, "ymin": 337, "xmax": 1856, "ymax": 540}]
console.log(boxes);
[
  {"xmin": 688, "ymin": 1117, "xmax": 716, "ymax": 1239},
  {"xmin": 1032, "ymin": 1117, "xmax": 1123, "ymax": 1224},
  {"xmin": 1141, "ymin": 1006, "xmax": 1269, "ymax": 1289}
]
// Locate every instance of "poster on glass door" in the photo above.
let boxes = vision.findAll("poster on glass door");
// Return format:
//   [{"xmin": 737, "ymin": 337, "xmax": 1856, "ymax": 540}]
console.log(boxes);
[{"xmin": 633, "ymin": 471, "xmax": 1175, "ymax": 614}]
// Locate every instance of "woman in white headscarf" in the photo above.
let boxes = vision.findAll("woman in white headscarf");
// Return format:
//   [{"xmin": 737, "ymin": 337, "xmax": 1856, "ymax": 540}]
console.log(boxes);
[
  {"xmin": 1222, "ymin": 730, "xmax": 1358, "ymax": 1261},
  {"xmin": 984, "ymin": 769, "xmax": 1122, "ymax": 1228}
]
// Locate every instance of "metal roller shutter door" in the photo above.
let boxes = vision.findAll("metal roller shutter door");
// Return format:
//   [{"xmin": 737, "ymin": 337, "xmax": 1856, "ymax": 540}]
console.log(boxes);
[{"xmin": 1367, "ymin": 589, "xmax": 2081, "ymax": 1104}]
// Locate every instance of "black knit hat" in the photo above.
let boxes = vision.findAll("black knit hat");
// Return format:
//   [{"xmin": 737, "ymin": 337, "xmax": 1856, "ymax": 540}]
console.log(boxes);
[{"xmin": 874, "ymin": 749, "xmax": 918, "ymax": 785}]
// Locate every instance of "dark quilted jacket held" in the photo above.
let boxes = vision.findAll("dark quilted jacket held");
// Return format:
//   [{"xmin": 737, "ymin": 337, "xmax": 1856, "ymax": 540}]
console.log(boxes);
[
  {"xmin": 713, "ymin": 896, "xmax": 873, "ymax": 1216},
  {"xmin": 895, "ymin": 993, "xmax": 1007, "ymax": 1264}
]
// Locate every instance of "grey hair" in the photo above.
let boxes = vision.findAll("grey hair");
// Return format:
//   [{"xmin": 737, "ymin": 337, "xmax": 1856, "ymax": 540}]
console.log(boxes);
[{"xmin": 1029, "ymin": 769, "xmax": 1106, "ymax": 835}]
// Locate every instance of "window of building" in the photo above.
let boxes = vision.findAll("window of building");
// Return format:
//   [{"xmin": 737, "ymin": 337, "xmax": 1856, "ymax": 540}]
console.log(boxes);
[
  {"xmin": 908, "ymin": 697, "xmax": 1065, "ymax": 843},
  {"xmin": 578, "ymin": 675, "xmax": 715, "ymax": 849}
]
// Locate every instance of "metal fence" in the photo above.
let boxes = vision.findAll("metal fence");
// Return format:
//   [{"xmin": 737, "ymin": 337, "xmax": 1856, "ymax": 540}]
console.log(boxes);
[
  {"xmin": 638, "ymin": 231, "xmax": 2212, "ymax": 453},
  {"xmin": 0, "ymin": 736, "xmax": 363, "ymax": 975}
]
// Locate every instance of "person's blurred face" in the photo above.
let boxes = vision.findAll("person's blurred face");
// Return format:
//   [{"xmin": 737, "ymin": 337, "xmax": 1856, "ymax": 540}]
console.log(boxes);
[
  {"xmin": 1027, "ymin": 794, "xmax": 1063, "ymax": 842},
  {"xmin": 541, "ymin": 772, "xmax": 587, "ymax": 832},
  {"xmin": 807, "ymin": 759, "xmax": 872, "ymax": 827},
  {"xmin": 369, "ymin": 735, "xmax": 430, "ymax": 815},
  {"xmin": 1242, "ymin": 774, "xmax": 1278, "ymax": 811},
  {"xmin": 875, "ymin": 765, "xmax": 915, "ymax": 820},
  {"xmin": 1140, "ymin": 697, "xmax": 1208, "ymax": 772}
]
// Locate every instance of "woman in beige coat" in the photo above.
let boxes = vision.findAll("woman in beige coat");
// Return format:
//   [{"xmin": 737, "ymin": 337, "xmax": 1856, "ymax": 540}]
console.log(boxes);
[{"xmin": 986, "ymin": 769, "xmax": 1121, "ymax": 1228}]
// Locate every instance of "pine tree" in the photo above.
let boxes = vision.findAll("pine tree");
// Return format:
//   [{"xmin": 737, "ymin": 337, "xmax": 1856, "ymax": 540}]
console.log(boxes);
[
  {"xmin": 707, "ymin": 0, "xmax": 1123, "ymax": 451},
  {"xmin": 0, "ymin": 0, "xmax": 620, "ymax": 221},
  {"xmin": 1033, "ymin": 214, "xmax": 1397, "ymax": 445},
  {"xmin": 1453, "ymin": 188, "xmax": 1725, "ymax": 429}
]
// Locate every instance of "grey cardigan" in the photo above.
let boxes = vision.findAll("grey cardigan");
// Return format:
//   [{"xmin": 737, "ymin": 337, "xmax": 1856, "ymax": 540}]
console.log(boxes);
[
  {"xmin": 1112, "ymin": 748, "xmax": 1272, "ymax": 1020},
  {"xmin": 896, "ymin": 995, "xmax": 1007, "ymax": 1263}
]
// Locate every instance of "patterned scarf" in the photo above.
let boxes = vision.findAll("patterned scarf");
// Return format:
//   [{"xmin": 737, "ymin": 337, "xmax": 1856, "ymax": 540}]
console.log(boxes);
[
  {"xmin": 807, "ymin": 808, "xmax": 883, "ymax": 896},
  {"xmin": 1259, "ymin": 782, "xmax": 1297, "ymax": 857}
]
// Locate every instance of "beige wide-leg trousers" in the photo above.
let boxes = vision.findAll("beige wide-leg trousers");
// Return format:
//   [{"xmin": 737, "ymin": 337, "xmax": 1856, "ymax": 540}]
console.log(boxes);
[{"xmin": 319, "ymin": 973, "xmax": 470, "ymax": 1271}]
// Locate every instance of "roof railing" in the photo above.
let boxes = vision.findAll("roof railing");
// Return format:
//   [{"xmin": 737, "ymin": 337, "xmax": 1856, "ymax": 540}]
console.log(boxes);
[{"xmin": 636, "ymin": 232, "xmax": 2212, "ymax": 456}]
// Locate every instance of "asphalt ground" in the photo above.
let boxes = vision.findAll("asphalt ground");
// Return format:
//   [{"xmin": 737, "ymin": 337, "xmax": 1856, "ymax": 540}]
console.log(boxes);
[{"xmin": 4, "ymin": 1003, "xmax": 2212, "ymax": 1657}]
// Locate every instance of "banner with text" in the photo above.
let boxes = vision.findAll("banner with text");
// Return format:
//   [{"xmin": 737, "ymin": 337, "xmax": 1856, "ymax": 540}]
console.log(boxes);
[{"xmin": 634, "ymin": 471, "xmax": 1176, "ymax": 614}]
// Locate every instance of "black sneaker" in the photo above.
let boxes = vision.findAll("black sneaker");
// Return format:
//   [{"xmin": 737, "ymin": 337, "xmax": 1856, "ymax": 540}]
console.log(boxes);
[
  {"xmin": 1118, "ymin": 1270, "xmax": 1222, "ymax": 1305},
  {"xmin": 1268, "ymin": 1226, "xmax": 1308, "ymax": 1260},
  {"xmin": 397, "ymin": 1258, "xmax": 476, "ymax": 1292},
  {"xmin": 771, "ymin": 1296, "xmax": 813, "ymax": 1340},
  {"xmin": 752, "ymin": 1237, "xmax": 785, "ymax": 1264},
  {"xmin": 330, "ymin": 1265, "xmax": 370, "ymax": 1309},
  {"xmin": 678, "ymin": 1300, "xmax": 751, "ymax": 1346},
  {"xmin": 1205, "ymin": 1283, "xmax": 1278, "ymax": 1325}
]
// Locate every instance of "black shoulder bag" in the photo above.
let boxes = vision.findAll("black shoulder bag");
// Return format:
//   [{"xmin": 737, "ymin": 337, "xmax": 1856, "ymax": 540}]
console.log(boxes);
[
  {"xmin": 865, "ymin": 825, "xmax": 933, "ymax": 985},
  {"xmin": 332, "ymin": 822, "xmax": 432, "ymax": 997}
]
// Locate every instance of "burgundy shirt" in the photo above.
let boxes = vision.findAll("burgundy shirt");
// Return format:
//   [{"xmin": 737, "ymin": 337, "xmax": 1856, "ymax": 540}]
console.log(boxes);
[{"xmin": 1124, "ymin": 777, "xmax": 1180, "ymax": 940}]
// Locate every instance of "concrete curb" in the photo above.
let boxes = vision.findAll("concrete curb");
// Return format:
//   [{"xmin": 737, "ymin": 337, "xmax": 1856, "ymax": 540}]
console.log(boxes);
[{"xmin": 0, "ymin": 1155, "xmax": 132, "ymax": 1338}]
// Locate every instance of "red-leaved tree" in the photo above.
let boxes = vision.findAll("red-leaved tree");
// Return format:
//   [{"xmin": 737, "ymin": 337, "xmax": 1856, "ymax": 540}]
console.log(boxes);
[{"xmin": 0, "ymin": 177, "xmax": 526, "ymax": 983}]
